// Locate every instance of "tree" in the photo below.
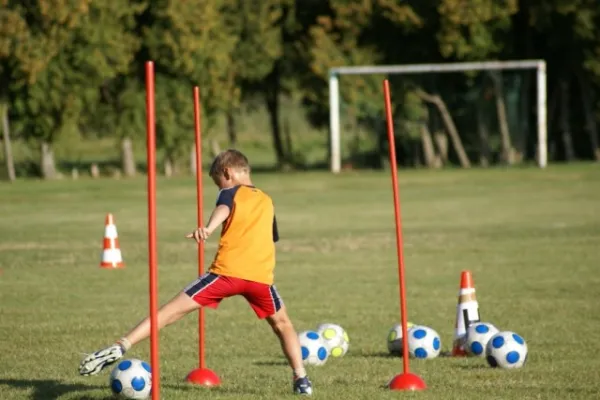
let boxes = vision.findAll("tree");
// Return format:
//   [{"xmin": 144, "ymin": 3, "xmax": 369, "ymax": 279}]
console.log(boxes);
[
  {"xmin": 437, "ymin": 0, "xmax": 519, "ymax": 164},
  {"xmin": 4, "ymin": 0, "xmax": 140, "ymax": 178},
  {"xmin": 524, "ymin": 0, "xmax": 600, "ymax": 161},
  {"xmin": 302, "ymin": 0, "xmax": 421, "ymax": 164}
]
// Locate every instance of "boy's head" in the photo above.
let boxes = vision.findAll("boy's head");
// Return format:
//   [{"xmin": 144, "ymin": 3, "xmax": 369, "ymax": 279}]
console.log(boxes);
[{"xmin": 209, "ymin": 149, "xmax": 251, "ymax": 188}]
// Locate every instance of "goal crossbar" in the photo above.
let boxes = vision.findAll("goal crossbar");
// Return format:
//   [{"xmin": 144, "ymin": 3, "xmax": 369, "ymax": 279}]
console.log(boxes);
[{"xmin": 328, "ymin": 59, "xmax": 547, "ymax": 172}]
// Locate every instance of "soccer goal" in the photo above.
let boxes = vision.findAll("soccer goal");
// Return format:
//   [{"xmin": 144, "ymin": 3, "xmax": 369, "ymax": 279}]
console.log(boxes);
[{"xmin": 328, "ymin": 60, "xmax": 547, "ymax": 173}]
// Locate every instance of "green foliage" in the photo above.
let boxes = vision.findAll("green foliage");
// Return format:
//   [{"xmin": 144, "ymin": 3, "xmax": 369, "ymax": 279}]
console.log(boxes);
[
  {"xmin": 6, "ymin": 0, "xmax": 140, "ymax": 145},
  {"xmin": 2, "ymin": 0, "xmax": 600, "ymax": 176},
  {"xmin": 438, "ymin": 0, "xmax": 518, "ymax": 60}
]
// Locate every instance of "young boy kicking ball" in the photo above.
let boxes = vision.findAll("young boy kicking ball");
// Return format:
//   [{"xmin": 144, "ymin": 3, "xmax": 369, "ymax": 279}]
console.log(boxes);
[{"xmin": 79, "ymin": 149, "xmax": 313, "ymax": 396}]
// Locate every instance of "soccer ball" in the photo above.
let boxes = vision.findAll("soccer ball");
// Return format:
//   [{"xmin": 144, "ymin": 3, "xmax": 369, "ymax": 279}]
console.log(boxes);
[
  {"xmin": 486, "ymin": 331, "xmax": 528, "ymax": 369},
  {"xmin": 465, "ymin": 322, "xmax": 499, "ymax": 357},
  {"xmin": 316, "ymin": 323, "xmax": 349, "ymax": 357},
  {"xmin": 298, "ymin": 330, "xmax": 329, "ymax": 366},
  {"xmin": 109, "ymin": 359, "xmax": 152, "ymax": 399},
  {"xmin": 387, "ymin": 322, "xmax": 415, "ymax": 355},
  {"xmin": 407, "ymin": 325, "xmax": 441, "ymax": 359}
]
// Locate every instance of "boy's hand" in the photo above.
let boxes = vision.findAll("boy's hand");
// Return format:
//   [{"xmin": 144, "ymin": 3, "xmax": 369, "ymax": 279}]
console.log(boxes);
[{"xmin": 186, "ymin": 227, "xmax": 211, "ymax": 243}]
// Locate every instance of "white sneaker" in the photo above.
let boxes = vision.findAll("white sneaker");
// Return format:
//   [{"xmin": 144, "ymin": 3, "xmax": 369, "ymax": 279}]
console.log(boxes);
[{"xmin": 79, "ymin": 344, "xmax": 124, "ymax": 376}]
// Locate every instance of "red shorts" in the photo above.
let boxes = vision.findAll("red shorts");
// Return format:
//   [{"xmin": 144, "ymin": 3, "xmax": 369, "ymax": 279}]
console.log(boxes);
[{"xmin": 183, "ymin": 272, "xmax": 283, "ymax": 319}]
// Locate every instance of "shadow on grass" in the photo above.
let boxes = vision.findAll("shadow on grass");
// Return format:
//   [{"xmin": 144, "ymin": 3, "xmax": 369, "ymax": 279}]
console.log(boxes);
[
  {"xmin": 355, "ymin": 351, "xmax": 398, "ymax": 359},
  {"xmin": 0, "ymin": 378, "xmax": 106, "ymax": 400},
  {"xmin": 252, "ymin": 360, "xmax": 288, "ymax": 367},
  {"xmin": 456, "ymin": 364, "xmax": 489, "ymax": 370}
]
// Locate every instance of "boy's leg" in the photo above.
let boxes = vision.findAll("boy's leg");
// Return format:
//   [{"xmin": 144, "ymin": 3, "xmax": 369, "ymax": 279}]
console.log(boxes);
[
  {"xmin": 266, "ymin": 306, "xmax": 312, "ymax": 395},
  {"xmin": 123, "ymin": 292, "xmax": 200, "ymax": 346},
  {"xmin": 244, "ymin": 281, "xmax": 312, "ymax": 395},
  {"xmin": 79, "ymin": 272, "xmax": 229, "ymax": 376},
  {"xmin": 265, "ymin": 306, "xmax": 305, "ymax": 376},
  {"xmin": 79, "ymin": 292, "xmax": 200, "ymax": 376}
]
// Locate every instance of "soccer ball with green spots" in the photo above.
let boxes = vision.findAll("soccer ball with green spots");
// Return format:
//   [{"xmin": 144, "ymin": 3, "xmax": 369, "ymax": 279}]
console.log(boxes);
[
  {"xmin": 386, "ymin": 322, "xmax": 415, "ymax": 355},
  {"xmin": 316, "ymin": 323, "xmax": 350, "ymax": 358}
]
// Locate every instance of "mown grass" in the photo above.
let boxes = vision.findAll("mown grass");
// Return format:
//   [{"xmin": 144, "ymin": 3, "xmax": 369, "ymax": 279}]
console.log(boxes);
[{"xmin": 1, "ymin": 164, "xmax": 599, "ymax": 399}]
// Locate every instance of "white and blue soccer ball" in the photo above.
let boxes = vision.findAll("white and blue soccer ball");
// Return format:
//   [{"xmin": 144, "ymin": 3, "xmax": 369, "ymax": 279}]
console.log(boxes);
[
  {"xmin": 387, "ymin": 322, "xmax": 415, "ymax": 355},
  {"xmin": 486, "ymin": 331, "xmax": 528, "ymax": 369},
  {"xmin": 407, "ymin": 325, "xmax": 441, "ymax": 359},
  {"xmin": 109, "ymin": 359, "xmax": 152, "ymax": 399},
  {"xmin": 465, "ymin": 322, "xmax": 499, "ymax": 357},
  {"xmin": 298, "ymin": 330, "xmax": 329, "ymax": 366},
  {"xmin": 316, "ymin": 323, "xmax": 349, "ymax": 358}
]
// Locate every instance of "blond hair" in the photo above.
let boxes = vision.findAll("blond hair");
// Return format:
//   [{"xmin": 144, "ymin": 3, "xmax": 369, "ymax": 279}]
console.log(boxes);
[{"xmin": 209, "ymin": 149, "xmax": 250, "ymax": 178}]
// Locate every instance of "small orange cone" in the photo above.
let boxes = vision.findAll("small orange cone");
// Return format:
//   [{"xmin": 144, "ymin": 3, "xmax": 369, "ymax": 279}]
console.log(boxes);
[
  {"xmin": 451, "ymin": 270, "xmax": 480, "ymax": 356},
  {"xmin": 100, "ymin": 213, "xmax": 124, "ymax": 269}
]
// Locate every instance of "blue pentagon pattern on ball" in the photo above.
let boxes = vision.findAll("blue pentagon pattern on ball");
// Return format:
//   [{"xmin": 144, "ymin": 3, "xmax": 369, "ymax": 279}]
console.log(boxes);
[
  {"xmin": 471, "ymin": 341, "xmax": 484, "ymax": 355},
  {"xmin": 485, "ymin": 331, "xmax": 528, "ymax": 369},
  {"xmin": 111, "ymin": 379, "xmax": 123, "ymax": 394},
  {"xmin": 118, "ymin": 360, "xmax": 132, "ymax": 371},
  {"xmin": 407, "ymin": 325, "xmax": 441, "ymax": 360},
  {"xmin": 475, "ymin": 324, "xmax": 489, "ymax": 334}
]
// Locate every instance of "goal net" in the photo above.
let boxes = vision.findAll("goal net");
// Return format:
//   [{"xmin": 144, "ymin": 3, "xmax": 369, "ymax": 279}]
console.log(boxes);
[{"xmin": 328, "ymin": 60, "xmax": 547, "ymax": 173}]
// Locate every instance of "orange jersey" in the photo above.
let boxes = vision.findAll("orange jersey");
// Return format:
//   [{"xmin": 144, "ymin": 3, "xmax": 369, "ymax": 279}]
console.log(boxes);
[{"xmin": 209, "ymin": 185, "xmax": 279, "ymax": 285}]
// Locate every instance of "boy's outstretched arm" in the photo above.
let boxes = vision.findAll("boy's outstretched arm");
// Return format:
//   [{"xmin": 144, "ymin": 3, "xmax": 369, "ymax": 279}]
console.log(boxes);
[{"xmin": 186, "ymin": 204, "xmax": 230, "ymax": 242}]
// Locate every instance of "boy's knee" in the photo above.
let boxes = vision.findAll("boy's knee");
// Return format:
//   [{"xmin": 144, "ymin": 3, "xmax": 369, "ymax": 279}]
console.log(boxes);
[{"xmin": 267, "ymin": 309, "xmax": 293, "ymax": 334}]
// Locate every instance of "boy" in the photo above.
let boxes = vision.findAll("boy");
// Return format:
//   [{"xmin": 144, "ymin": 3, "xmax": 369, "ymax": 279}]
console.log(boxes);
[{"xmin": 78, "ymin": 149, "xmax": 313, "ymax": 395}]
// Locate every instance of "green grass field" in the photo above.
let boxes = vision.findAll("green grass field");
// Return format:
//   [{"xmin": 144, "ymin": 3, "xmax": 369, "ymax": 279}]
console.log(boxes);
[{"xmin": 1, "ymin": 164, "xmax": 600, "ymax": 400}]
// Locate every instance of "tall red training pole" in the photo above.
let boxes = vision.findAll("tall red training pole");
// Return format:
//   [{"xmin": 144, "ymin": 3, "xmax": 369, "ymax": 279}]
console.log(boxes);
[
  {"xmin": 383, "ymin": 80, "xmax": 426, "ymax": 391},
  {"xmin": 185, "ymin": 87, "xmax": 220, "ymax": 386},
  {"xmin": 145, "ymin": 61, "xmax": 160, "ymax": 400}
]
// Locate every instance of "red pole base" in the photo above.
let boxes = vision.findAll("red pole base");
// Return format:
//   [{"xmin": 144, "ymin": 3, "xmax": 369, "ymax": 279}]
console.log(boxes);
[
  {"xmin": 186, "ymin": 368, "xmax": 221, "ymax": 387},
  {"xmin": 388, "ymin": 372, "xmax": 426, "ymax": 391}
]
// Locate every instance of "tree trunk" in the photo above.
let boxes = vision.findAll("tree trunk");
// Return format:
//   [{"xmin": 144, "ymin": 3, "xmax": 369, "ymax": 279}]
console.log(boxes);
[
  {"xmin": 547, "ymin": 86, "xmax": 560, "ymax": 161},
  {"xmin": 516, "ymin": 73, "xmax": 531, "ymax": 161},
  {"xmin": 477, "ymin": 101, "xmax": 490, "ymax": 167},
  {"xmin": 190, "ymin": 144, "xmax": 197, "ymax": 176},
  {"xmin": 164, "ymin": 157, "xmax": 174, "ymax": 178},
  {"xmin": 210, "ymin": 138, "xmax": 221, "ymax": 158},
  {"xmin": 226, "ymin": 109, "xmax": 237, "ymax": 146},
  {"xmin": 560, "ymin": 80, "xmax": 575, "ymax": 161},
  {"xmin": 577, "ymin": 72, "xmax": 600, "ymax": 161},
  {"xmin": 1, "ymin": 103, "xmax": 16, "ymax": 181},
  {"xmin": 264, "ymin": 63, "xmax": 286, "ymax": 168},
  {"xmin": 121, "ymin": 137, "xmax": 136, "ymax": 177},
  {"xmin": 416, "ymin": 89, "xmax": 470, "ymax": 168},
  {"xmin": 434, "ymin": 131, "xmax": 448, "ymax": 164},
  {"xmin": 41, "ymin": 141, "xmax": 58, "ymax": 179},
  {"xmin": 491, "ymin": 72, "xmax": 514, "ymax": 165},
  {"xmin": 420, "ymin": 124, "xmax": 440, "ymax": 168},
  {"xmin": 283, "ymin": 115, "xmax": 293, "ymax": 163}
]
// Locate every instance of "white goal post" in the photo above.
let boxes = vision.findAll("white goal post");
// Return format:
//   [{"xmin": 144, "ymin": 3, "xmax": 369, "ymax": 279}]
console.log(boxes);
[{"xmin": 328, "ymin": 60, "xmax": 547, "ymax": 173}]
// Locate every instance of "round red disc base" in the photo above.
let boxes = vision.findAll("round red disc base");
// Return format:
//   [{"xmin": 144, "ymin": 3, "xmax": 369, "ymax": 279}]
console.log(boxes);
[
  {"xmin": 186, "ymin": 368, "xmax": 221, "ymax": 387},
  {"xmin": 388, "ymin": 372, "xmax": 427, "ymax": 391}
]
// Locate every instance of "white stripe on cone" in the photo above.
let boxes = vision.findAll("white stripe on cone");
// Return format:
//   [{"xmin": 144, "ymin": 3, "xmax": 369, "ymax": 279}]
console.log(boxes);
[
  {"xmin": 104, "ymin": 224, "xmax": 118, "ymax": 239},
  {"xmin": 102, "ymin": 249, "xmax": 123, "ymax": 264}
]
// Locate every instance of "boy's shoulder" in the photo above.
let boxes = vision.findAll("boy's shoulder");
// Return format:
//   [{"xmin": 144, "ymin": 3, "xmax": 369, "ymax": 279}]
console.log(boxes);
[{"xmin": 216, "ymin": 185, "xmax": 273, "ymax": 207}]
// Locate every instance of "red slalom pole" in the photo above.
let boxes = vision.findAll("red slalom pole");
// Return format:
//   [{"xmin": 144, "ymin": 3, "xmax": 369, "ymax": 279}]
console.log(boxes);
[
  {"xmin": 383, "ymin": 80, "xmax": 426, "ymax": 391},
  {"xmin": 194, "ymin": 87, "xmax": 205, "ymax": 370},
  {"xmin": 145, "ymin": 61, "xmax": 160, "ymax": 400},
  {"xmin": 185, "ymin": 87, "xmax": 220, "ymax": 387}
]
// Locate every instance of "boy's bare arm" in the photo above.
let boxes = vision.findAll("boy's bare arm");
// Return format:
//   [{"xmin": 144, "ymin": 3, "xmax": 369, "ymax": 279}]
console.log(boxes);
[
  {"xmin": 186, "ymin": 205, "xmax": 231, "ymax": 242},
  {"xmin": 204, "ymin": 205, "xmax": 231, "ymax": 234}
]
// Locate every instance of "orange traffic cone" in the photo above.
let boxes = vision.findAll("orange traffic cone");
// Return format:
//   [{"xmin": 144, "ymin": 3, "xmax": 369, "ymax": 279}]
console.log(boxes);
[
  {"xmin": 100, "ymin": 213, "xmax": 124, "ymax": 269},
  {"xmin": 451, "ymin": 270, "xmax": 480, "ymax": 356}
]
